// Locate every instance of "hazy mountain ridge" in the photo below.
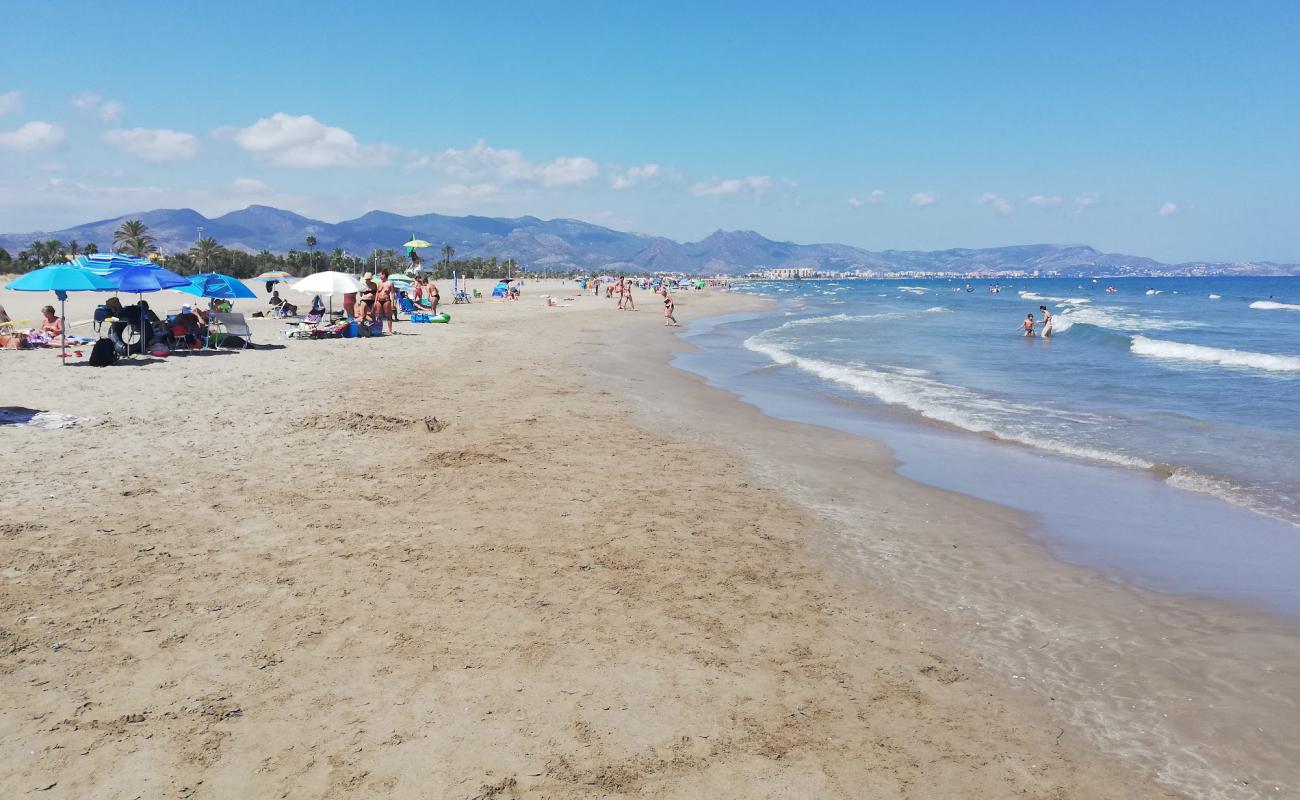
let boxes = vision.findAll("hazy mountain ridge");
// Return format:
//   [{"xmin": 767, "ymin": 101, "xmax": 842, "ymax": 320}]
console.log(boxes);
[{"xmin": 3, "ymin": 205, "xmax": 1297, "ymax": 276}]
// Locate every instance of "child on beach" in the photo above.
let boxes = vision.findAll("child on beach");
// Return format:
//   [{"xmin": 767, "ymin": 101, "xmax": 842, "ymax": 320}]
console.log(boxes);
[{"xmin": 1022, "ymin": 313, "xmax": 1036, "ymax": 336}]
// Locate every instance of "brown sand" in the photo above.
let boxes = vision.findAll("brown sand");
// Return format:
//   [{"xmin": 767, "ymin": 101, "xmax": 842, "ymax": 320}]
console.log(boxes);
[{"xmin": 1, "ymin": 280, "xmax": 1174, "ymax": 797}]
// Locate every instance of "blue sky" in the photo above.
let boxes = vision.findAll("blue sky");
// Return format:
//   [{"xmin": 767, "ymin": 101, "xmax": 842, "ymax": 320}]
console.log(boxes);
[{"xmin": 2, "ymin": 1, "xmax": 1298, "ymax": 262}]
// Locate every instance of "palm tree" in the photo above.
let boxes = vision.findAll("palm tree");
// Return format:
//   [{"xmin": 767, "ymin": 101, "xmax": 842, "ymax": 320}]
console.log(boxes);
[
  {"xmin": 190, "ymin": 236, "xmax": 225, "ymax": 273},
  {"xmin": 305, "ymin": 235, "xmax": 317, "ymax": 273},
  {"xmin": 65, "ymin": 240, "xmax": 81, "ymax": 258},
  {"xmin": 442, "ymin": 244, "xmax": 455, "ymax": 272},
  {"xmin": 113, "ymin": 220, "xmax": 155, "ymax": 257},
  {"xmin": 84, "ymin": 242, "xmax": 99, "ymax": 255}
]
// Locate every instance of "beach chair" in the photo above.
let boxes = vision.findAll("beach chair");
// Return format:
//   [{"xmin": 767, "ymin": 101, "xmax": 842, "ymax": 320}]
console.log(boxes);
[
  {"xmin": 210, "ymin": 312, "xmax": 253, "ymax": 349},
  {"xmin": 166, "ymin": 317, "xmax": 196, "ymax": 354},
  {"xmin": 453, "ymin": 290, "xmax": 470, "ymax": 304},
  {"xmin": 93, "ymin": 304, "xmax": 113, "ymax": 333},
  {"xmin": 399, "ymin": 296, "xmax": 416, "ymax": 314}
]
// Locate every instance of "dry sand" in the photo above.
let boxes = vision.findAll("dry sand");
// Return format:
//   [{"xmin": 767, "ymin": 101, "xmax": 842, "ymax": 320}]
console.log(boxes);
[{"xmin": 1, "ymin": 279, "xmax": 1174, "ymax": 797}]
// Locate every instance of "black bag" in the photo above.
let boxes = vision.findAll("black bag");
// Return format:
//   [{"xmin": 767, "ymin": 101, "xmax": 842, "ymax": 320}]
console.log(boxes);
[{"xmin": 88, "ymin": 337, "xmax": 118, "ymax": 367}]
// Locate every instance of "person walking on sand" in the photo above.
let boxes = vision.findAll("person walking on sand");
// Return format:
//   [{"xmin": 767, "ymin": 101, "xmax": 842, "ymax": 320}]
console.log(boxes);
[
  {"xmin": 1021, "ymin": 313, "xmax": 1036, "ymax": 337},
  {"xmin": 1039, "ymin": 305, "xmax": 1054, "ymax": 338},
  {"xmin": 663, "ymin": 292, "xmax": 678, "ymax": 326},
  {"xmin": 622, "ymin": 279, "xmax": 635, "ymax": 311}
]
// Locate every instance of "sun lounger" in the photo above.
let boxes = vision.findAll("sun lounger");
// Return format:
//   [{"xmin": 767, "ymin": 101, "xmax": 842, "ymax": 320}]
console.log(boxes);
[{"xmin": 210, "ymin": 312, "xmax": 253, "ymax": 349}]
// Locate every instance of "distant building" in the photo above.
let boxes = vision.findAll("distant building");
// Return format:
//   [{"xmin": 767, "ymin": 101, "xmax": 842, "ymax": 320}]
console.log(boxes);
[{"xmin": 762, "ymin": 267, "xmax": 816, "ymax": 279}]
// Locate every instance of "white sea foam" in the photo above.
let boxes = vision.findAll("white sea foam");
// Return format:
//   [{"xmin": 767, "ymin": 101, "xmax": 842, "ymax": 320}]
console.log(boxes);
[
  {"xmin": 1250, "ymin": 300, "xmax": 1300, "ymax": 311},
  {"xmin": 1131, "ymin": 336, "xmax": 1300, "ymax": 372},
  {"xmin": 1208, "ymin": 294, "xmax": 1221, "ymax": 300},
  {"xmin": 1052, "ymin": 306, "xmax": 1202, "ymax": 334},
  {"xmin": 898, "ymin": 286, "xmax": 928, "ymax": 294},
  {"xmin": 924, "ymin": 306, "xmax": 948, "ymax": 313},
  {"xmin": 1145, "ymin": 289, "xmax": 1162, "ymax": 295},
  {"xmin": 1020, "ymin": 291, "xmax": 1090, "ymax": 304},
  {"xmin": 743, "ymin": 333, "xmax": 1151, "ymax": 470}
]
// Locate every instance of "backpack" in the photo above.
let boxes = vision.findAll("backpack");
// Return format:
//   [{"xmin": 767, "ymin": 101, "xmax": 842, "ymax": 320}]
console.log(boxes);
[{"xmin": 88, "ymin": 338, "xmax": 118, "ymax": 367}]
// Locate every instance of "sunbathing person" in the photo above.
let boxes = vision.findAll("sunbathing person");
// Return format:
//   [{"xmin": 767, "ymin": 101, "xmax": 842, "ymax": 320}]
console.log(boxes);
[
  {"xmin": 269, "ymin": 290, "xmax": 298, "ymax": 317},
  {"xmin": 40, "ymin": 305, "xmax": 64, "ymax": 338}
]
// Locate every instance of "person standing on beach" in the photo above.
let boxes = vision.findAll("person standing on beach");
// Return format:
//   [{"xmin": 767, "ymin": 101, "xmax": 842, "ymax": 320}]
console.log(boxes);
[
  {"xmin": 622, "ymin": 279, "xmax": 636, "ymax": 311},
  {"xmin": 377, "ymin": 270, "xmax": 396, "ymax": 333},
  {"xmin": 1039, "ymin": 305, "xmax": 1054, "ymax": 338},
  {"xmin": 663, "ymin": 293, "xmax": 678, "ymax": 326},
  {"xmin": 428, "ymin": 280, "xmax": 441, "ymax": 314}
]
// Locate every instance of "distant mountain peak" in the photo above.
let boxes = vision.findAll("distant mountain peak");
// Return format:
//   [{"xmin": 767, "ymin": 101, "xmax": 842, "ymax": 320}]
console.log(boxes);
[{"xmin": 1, "ymin": 205, "xmax": 1294, "ymax": 276}]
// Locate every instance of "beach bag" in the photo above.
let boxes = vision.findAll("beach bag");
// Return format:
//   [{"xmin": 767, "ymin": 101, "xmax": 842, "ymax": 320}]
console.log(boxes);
[{"xmin": 88, "ymin": 338, "xmax": 117, "ymax": 367}]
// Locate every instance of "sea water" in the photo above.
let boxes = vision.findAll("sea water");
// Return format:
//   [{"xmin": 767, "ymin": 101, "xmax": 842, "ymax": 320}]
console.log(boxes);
[
  {"xmin": 677, "ymin": 276, "xmax": 1300, "ymax": 616},
  {"xmin": 740, "ymin": 276, "xmax": 1300, "ymax": 526}
]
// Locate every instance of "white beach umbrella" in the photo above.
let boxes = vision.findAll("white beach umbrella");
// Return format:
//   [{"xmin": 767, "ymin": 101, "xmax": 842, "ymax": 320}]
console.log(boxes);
[
  {"xmin": 290, "ymin": 271, "xmax": 362, "ymax": 295},
  {"xmin": 290, "ymin": 271, "xmax": 363, "ymax": 320}
]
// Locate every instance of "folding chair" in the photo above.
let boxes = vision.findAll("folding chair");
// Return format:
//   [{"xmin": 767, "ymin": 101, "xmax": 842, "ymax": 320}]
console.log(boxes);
[{"xmin": 210, "ymin": 312, "xmax": 253, "ymax": 349}]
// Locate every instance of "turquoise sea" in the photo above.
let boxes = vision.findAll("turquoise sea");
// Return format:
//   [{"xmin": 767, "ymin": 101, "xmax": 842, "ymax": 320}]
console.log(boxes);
[{"xmin": 677, "ymin": 276, "xmax": 1300, "ymax": 616}]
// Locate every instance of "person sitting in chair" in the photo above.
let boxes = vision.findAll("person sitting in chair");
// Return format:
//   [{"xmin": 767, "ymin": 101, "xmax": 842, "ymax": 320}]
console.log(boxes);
[{"xmin": 172, "ymin": 306, "xmax": 206, "ymax": 348}]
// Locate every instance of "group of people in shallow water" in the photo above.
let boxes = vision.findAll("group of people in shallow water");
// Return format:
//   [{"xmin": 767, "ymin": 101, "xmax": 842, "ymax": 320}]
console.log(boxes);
[
  {"xmin": 1021, "ymin": 305, "xmax": 1054, "ymax": 337},
  {"xmin": 595, "ymin": 276, "xmax": 678, "ymax": 326}
]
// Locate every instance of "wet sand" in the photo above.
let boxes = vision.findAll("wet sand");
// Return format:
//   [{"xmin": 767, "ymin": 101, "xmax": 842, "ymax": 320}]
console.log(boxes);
[{"xmin": 2, "ymin": 279, "xmax": 1179, "ymax": 797}]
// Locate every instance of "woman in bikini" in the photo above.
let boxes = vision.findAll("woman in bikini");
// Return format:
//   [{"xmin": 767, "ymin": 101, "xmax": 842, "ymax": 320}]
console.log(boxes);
[{"xmin": 358, "ymin": 274, "xmax": 378, "ymax": 326}]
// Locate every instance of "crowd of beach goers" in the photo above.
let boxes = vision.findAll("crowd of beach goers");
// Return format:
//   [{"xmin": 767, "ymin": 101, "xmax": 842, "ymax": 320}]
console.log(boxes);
[{"xmin": 0, "ymin": 267, "xmax": 728, "ymax": 363}]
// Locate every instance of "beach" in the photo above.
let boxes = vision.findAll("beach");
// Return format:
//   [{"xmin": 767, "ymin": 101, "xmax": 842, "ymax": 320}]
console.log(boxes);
[{"xmin": 0, "ymin": 279, "xmax": 1226, "ymax": 798}]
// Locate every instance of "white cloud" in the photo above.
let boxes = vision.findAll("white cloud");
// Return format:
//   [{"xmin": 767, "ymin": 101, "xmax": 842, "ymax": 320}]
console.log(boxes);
[
  {"xmin": 416, "ymin": 139, "xmax": 599, "ymax": 187},
  {"xmin": 610, "ymin": 163, "xmax": 662, "ymax": 189},
  {"xmin": 230, "ymin": 177, "xmax": 272, "ymax": 194},
  {"xmin": 1027, "ymin": 194, "xmax": 1063, "ymax": 207},
  {"xmin": 0, "ymin": 121, "xmax": 66, "ymax": 151},
  {"xmin": 848, "ymin": 189, "xmax": 885, "ymax": 207},
  {"xmin": 0, "ymin": 91, "xmax": 23, "ymax": 116},
  {"xmin": 976, "ymin": 192, "xmax": 1014, "ymax": 216},
  {"xmin": 70, "ymin": 92, "xmax": 124, "ymax": 123},
  {"xmin": 102, "ymin": 128, "xmax": 200, "ymax": 162},
  {"xmin": 231, "ymin": 113, "xmax": 394, "ymax": 168},
  {"xmin": 1073, "ymin": 192, "xmax": 1101, "ymax": 210},
  {"xmin": 1158, "ymin": 201, "xmax": 1179, "ymax": 216},
  {"xmin": 910, "ymin": 191, "xmax": 938, "ymax": 207},
  {"xmin": 535, "ymin": 155, "xmax": 599, "ymax": 187},
  {"xmin": 692, "ymin": 175, "xmax": 772, "ymax": 197}
]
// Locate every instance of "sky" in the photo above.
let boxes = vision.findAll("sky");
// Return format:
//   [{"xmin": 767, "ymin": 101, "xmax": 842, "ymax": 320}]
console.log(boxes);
[{"xmin": 1, "ymin": 0, "xmax": 1298, "ymax": 263}]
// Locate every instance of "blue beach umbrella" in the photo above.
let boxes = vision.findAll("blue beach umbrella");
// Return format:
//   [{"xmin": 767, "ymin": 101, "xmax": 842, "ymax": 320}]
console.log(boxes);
[
  {"xmin": 106, "ymin": 265, "xmax": 191, "ymax": 355},
  {"xmin": 176, "ymin": 272, "xmax": 256, "ymax": 300},
  {"xmin": 71, "ymin": 252, "xmax": 159, "ymax": 276},
  {"xmin": 5, "ymin": 264, "xmax": 117, "ymax": 365}
]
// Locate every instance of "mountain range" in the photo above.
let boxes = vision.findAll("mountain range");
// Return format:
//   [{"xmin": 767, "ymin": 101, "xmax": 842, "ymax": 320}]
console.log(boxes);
[{"xmin": 3, "ymin": 205, "xmax": 1297, "ymax": 276}]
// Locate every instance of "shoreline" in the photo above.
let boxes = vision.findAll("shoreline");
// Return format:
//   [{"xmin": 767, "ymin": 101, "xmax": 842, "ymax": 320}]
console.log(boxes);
[
  {"xmin": 0, "ymin": 281, "xmax": 1253, "ymax": 797},
  {"xmin": 612, "ymin": 296, "xmax": 1300, "ymax": 799}
]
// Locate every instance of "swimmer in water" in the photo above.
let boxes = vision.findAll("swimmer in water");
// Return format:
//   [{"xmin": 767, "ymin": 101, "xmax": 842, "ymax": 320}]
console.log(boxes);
[
  {"xmin": 1022, "ymin": 313, "xmax": 1036, "ymax": 337},
  {"xmin": 1039, "ymin": 305, "xmax": 1053, "ymax": 338}
]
